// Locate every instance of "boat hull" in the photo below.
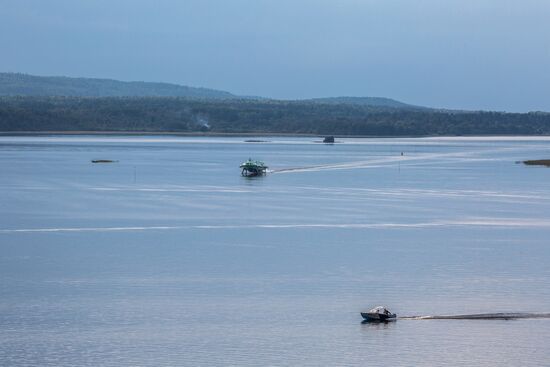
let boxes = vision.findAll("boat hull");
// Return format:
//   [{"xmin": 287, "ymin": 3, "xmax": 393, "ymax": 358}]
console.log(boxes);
[
  {"xmin": 361, "ymin": 312, "xmax": 397, "ymax": 322},
  {"xmin": 241, "ymin": 168, "xmax": 266, "ymax": 177}
]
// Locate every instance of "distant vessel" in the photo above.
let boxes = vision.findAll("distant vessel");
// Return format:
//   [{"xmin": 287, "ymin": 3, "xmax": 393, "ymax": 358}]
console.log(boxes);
[
  {"xmin": 240, "ymin": 159, "xmax": 268, "ymax": 176},
  {"xmin": 91, "ymin": 159, "xmax": 117, "ymax": 163},
  {"xmin": 361, "ymin": 306, "xmax": 396, "ymax": 322}
]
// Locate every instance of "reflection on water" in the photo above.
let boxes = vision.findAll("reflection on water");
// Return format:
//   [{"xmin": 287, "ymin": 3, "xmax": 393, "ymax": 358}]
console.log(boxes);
[
  {"xmin": 361, "ymin": 320, "xmax": 396, "ymax": 327},
  {"xmin": 1, "ymin": 136, "xmax": 550, "ymax": 366}
]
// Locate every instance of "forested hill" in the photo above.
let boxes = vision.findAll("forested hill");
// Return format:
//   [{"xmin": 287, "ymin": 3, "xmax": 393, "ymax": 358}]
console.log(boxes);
[
  {"xmin": 0, "ymin": 73, "xmax": 424, "ymax": 109},
  {"xmin": 1, "ymin": 96, "xmax": 550, "ymax": 136},
  {"xmin": 0, "ymin": 73, "xmax": 236, "ymax": 99},
  {"xmin": 2, "ymin": 73, "xmax": 549, "ymax": 136},
  {"xmin": 308, "ymin": 97, "xmax": 424, "ymax": 109}
]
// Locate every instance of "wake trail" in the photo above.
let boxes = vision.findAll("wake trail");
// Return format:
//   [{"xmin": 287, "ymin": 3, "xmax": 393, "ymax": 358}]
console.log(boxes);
[
  {"xmin": 400, "ymin": 312, "xmax": 550, "ymax": 320},
  {"xmin": 4, "ymin": 218, "xmax": 550, "ymax": 233},
  {"xmin": 271, "ymin": 146, "xmax": 536, "ymax": 174}
]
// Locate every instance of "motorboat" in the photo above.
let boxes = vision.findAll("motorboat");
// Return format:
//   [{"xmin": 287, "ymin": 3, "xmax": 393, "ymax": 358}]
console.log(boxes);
[
  {"xmin": 361, "ymin": 306, "xmax": 396, "ymax": 322},
  {"xmin": 240, "ymin": 158, "xmax": 268, "ymax": 176}
]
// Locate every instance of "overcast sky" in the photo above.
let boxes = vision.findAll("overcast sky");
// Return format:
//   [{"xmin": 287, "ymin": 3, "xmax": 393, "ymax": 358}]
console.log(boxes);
[{"xmin": 1, "ymin": 0, "xmax": 549, "ymax": 111}]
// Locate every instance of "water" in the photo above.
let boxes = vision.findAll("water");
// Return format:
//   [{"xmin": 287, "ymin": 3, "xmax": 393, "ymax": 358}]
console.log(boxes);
[{"xmin": 1, "ymin": 135, "xmax": 550, "ymax": 366}]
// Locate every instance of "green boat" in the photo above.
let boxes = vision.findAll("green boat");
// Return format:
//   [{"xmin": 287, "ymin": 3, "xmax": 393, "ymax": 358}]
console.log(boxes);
[{"xmin": 240, "ymin": 158, "xmax": 268, "ymax": 176}]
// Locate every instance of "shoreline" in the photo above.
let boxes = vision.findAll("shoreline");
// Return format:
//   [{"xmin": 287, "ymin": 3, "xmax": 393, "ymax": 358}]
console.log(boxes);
[{"xmin": 2, "ymin": 131, "xmax": 550, "ymax": 139}]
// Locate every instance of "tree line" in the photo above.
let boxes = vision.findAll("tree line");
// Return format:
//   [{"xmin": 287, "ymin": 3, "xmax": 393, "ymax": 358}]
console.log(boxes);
[{"xmin": 1, "ymin": 96, "xmax": 550, "ymax": 136}]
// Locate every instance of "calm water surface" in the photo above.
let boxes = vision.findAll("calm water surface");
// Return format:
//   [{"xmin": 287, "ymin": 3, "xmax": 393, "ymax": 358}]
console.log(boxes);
[{"xmin": 1, "ymin": 136, "xmax": 550, "ymax": 366}]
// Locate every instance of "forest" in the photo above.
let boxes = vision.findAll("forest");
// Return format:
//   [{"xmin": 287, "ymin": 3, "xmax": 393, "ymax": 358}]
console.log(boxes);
[{"xmin": 1, "ymin": 96, "xmax": 550, "ymax": 136}]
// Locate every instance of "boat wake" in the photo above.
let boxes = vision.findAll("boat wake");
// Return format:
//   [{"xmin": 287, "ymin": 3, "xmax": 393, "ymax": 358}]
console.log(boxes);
[
  {"xmin": 271, "ymin": 155, "xmax": 414, "ymax": 174},
  {"xmin": 4, "ymin": 218, "xmax": 550, "ymax": 234},
  {"xmin": 271, "ymin": 146, "xmax": 537, "ymax": 174},
  {"xmin": 400, "ymin": 312, "xmax": 550, "ymax": 320}
]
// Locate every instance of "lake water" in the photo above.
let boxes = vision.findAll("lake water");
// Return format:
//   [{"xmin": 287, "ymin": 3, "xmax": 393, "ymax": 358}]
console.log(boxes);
[{"xmin": 1, "ymin": 135, "xmax": 550, "ymax": 366}]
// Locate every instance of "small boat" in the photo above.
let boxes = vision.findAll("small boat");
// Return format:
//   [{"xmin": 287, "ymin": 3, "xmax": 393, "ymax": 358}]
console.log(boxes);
[
  {"xmin": 361, "ymin": 306, "xmax": 396, "ymax": 322},
  {"xmin": 91, "ymin": 159, "xmax": 117, "ymax": 163},
  {"xmin": 240, "ymin": 158, "xmax": 268, "ymax": 176}
]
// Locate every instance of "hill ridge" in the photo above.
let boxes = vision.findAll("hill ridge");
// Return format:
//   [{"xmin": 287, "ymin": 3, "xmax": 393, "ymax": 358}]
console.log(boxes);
[
  {"xmin": 0, "ymin": 72, "xmax": 421, "ymax": 109},
  {"xmin": 0, "ymin": 72, "xmax": 236, "ymax": 99}
]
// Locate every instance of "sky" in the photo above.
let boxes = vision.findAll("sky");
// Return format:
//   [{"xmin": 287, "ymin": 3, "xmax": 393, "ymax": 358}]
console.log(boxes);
[{"xmin": 1, "ymin": 0, "xmax": 549, "ymax": 111}]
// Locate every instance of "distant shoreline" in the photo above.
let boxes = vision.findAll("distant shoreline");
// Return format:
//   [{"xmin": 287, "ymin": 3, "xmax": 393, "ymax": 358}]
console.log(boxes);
[
  {"xmin": 2, "ymin": 131, "xmax": 550, "ymax": 139},
  {"xmin": 0, "ymin": 131, "xmax": 317, "ymax": 137}
]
